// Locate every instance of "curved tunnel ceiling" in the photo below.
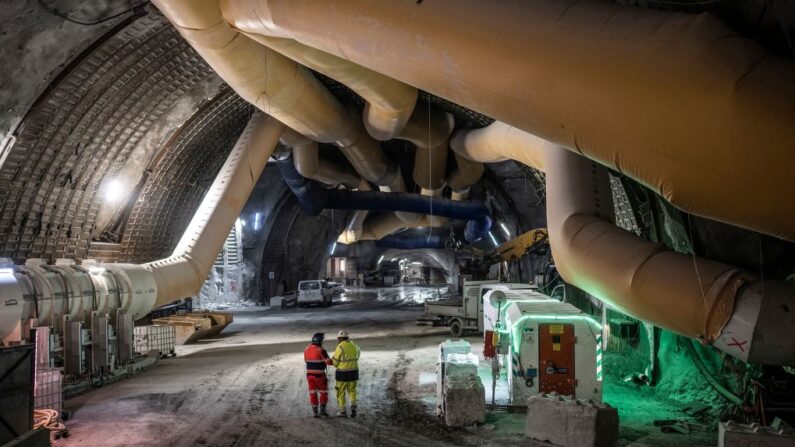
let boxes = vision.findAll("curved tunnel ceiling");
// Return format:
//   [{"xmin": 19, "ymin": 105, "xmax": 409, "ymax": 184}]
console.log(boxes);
[{"xmin": 0, "ymin": 7, "xmax": 255, "ymax": 263}]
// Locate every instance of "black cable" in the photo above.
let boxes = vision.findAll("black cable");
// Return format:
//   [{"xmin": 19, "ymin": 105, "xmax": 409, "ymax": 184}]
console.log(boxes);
[{"xmin": 37, "ymin": 0, "xmax": 148, "ymax": 26}]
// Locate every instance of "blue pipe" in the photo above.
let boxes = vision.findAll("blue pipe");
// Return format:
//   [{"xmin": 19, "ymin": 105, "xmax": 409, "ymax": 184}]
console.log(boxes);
[
  {"xmin": 277, "ymin": 156, "xmax": 492, "ymax": 242},
  {"xmin": 375, "ymin": 234, "xmax": 446, "ymax": 250}
]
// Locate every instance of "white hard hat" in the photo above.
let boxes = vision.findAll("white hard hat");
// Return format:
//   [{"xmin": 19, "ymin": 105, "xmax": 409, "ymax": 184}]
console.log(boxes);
[{"xmin": 337, "ymin": 330, "xmax": 349, "ymax": 338}]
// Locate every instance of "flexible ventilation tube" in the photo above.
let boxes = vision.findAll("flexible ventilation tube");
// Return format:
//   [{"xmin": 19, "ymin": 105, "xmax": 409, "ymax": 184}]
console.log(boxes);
[
  {"xmin": 276, "ymin": 158, "xmax": 491, "ymax": 242},
  {"xmin": 281, "ymin": 128, "xmax": 360, "ymax": 189},
  {"xmin": 546, "ymin": 146, "xmax": 795, "ymax": 365},
  {"xmin": 143, "ymin": 113, "xmax": 285, "ymax": 305},
  {"xmin": 152, "ymin": 0, "xmax": 405, "ymax": 194},
  {"xmin": 375, "ymin": 234, "xmax": 446, "ymax": 250},
  {"xmin": 451, "ymin": 121, "xmax": 546, "ymax": 172},
  {"xmin": 447, "ymin": 154, "xmax": 485, "ymax": 201},
  {"xmin": 227, "ymin": 0, "xmax": 795, "ymax": 241},
  {"xmin": 398, "ymin": 105, "xmax": 454, "ymax": 194},
  {"xmin": 236, "ymin": 34, "xmax": 418, "ymax": 140},
  {"xmin": 359, "ymin": 213, "xmax": 438, "ymax": 241},
  {"xmin": 338, "ymin": 179, "xmax": 372, "ymax": 244}
]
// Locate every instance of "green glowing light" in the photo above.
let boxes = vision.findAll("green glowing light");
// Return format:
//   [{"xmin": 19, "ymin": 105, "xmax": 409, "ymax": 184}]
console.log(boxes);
[{"xmin": 508, "ymin": 314, "xmax": 603, "ymax": 354}]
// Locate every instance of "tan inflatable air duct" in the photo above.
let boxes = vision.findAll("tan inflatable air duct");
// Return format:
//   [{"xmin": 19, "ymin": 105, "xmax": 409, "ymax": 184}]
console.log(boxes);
[
  {"xmin": 281, "ymin": 128, "xmax": 360, "ymax": 189},
  {"xmin": 238, "ymin": 34, "xmax": 417, "ymax": 140},
  {"xmin": 144, "ymin": 113, "xmax": 285, "ymax": 305},
  {"xmin": 152, "ymin": 0, "xmax": 405, "ymax": 194},
  {"xmin": 398, "ymin": 105, "xmax": 454, "ymax": 195},
  {"xmin": 224, "ymin": 0, "xmax": 795, "ymax": 242},
  {"xmin": 451, "ymin": 121, "xmax": 546, "ymax": 172},
  {"xmin": 447, "ymin": 154, "xmax": 485, "ymax": 201},
  {"xmin": 546, "ymin": 146, "xmax": 795, "ymax": 365}
]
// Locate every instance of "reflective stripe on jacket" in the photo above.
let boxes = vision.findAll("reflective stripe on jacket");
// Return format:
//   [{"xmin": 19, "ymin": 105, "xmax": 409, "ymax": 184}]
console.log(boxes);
[
  {"xmin": 332, "ymin": 340, "xmax": 360, "ymax": 381},
  {"xmin": 304, "ymin": 344, "xmax": 332, "ymax": 375}
]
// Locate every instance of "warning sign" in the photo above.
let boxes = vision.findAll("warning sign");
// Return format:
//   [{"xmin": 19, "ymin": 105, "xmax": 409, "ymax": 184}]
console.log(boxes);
[
  {"xmin": 549, "ymin": 324, "xmax": 564, "ymax": 334},
  {"xmin": 553, "ymin": 343, "xmax": 561, "ymax": 351}
]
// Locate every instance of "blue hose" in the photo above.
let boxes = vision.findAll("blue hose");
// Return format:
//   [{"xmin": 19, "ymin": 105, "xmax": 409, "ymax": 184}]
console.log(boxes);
[{"xmin": 277, "ymin": 156, "xmax": 492, "ymax": 242}]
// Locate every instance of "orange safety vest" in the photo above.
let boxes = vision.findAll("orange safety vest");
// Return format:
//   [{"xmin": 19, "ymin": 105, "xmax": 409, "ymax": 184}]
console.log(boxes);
[{"xmin": 304, "ymin": 344, "xmax": 332, "ymax": 375}]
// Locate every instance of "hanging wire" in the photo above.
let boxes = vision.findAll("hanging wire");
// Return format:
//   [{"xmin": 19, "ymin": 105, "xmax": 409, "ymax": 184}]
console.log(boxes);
[{"xmin": 686, "ymin": 214, "xmax": 710, "ymax": 312}]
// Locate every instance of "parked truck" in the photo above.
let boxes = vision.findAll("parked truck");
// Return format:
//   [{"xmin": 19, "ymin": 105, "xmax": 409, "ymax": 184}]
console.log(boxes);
[{"xmin": 418, "ymin": 280, "xmax": 536, "ymax": 336}]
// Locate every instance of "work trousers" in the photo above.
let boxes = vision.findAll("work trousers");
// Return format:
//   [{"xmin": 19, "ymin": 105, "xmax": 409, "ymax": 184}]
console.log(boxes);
[
  {"xmin": 307, "ymin": 374, "xmax": 329, "ymax": 406},
  {"xmin": 335, "ymin": 380, "xmax": 358, "ymax": 409}
]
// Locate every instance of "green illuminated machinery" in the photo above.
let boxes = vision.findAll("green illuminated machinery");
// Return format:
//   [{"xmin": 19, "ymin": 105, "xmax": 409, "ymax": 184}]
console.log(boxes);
[{"xmin": 500, "ymin": 300, "xmax": 603, "ymax": 405}]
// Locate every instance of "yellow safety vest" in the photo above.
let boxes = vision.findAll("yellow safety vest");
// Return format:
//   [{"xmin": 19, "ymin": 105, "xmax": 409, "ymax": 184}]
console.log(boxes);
[{"xmin": 333, "ymin": 340, "xmax": 360, "ymax": 374}]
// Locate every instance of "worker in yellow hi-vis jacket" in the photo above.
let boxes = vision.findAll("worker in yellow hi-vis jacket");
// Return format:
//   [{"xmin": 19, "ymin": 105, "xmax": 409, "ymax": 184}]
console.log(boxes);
[{"xmin": 332, "ymin": 329, "xmax": 360, "ymax": 418}]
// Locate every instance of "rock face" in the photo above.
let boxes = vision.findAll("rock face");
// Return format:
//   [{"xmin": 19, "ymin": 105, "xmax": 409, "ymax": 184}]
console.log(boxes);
[{"xmin": 525, "ymin": 393, "xmax": 619, "ymax": 447}]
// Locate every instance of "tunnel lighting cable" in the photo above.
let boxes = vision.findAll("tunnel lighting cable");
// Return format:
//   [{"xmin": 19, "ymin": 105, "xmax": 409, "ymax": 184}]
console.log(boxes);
[{"xmin": 37, "ymin": 0, "xmax": 149, "ymax": 26}]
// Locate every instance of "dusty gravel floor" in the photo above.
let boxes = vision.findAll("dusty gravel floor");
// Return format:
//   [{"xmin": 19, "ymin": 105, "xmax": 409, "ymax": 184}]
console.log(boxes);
[{"xmin": 59, "ymin": 287, "xmax": 714, "ymax": 446}]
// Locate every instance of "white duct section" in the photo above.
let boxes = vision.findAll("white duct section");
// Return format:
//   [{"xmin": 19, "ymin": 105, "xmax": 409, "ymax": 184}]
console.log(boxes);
[{"xmin": 143, "ymin": 114, "xmax": 284, "ymax": 305}]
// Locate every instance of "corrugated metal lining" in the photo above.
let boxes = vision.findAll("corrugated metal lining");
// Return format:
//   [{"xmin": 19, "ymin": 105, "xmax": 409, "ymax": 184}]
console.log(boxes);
[
  {"xmin": 121, "ymin": 89, "xmax": 253, "ymax": 263},
  {"xmin": 0, "ymin": 11, "xmax": 214, "ymax": 262}
]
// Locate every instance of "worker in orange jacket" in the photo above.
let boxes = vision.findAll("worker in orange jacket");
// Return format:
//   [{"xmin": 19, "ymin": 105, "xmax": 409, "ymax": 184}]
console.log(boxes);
[{"xmin": 304, "ymin": 332, "xmax": 333, "ymax": 417}]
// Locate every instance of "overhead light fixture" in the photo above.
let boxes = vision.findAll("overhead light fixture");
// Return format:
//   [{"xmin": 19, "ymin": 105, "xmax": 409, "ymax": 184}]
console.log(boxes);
[
  {"xmin": 254, "ymin": 212, "xmax": 261, "ymax": 231},
  {"xmin": 500, "ymin": 222, "xmax": 512, "ymax": 239},
  {"xmin": 103, "ymin": 179, "xmax": 127, "ymax": 203},
  {"xmin": 329, "ymin": 242, "xmax": 338, "ymax": 255},
  {"xmin": 489, "ymin": 231, "xmax": 499, "ymax": 247},
  {"xmin": 377, "ymin": 255, "xmax": 384, "ymax": 265}
]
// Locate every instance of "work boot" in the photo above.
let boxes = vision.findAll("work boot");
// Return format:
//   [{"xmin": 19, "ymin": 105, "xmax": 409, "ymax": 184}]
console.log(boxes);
[
  {"xmin": 312, "ymin": 406, "xmax": 319, "ymax": 418},
  {"xmin": 350, "ymin": 406, "xmax": 357, "ymax": 418},
  {"xmin": 319, "ymin": 404, "xmax": 329, "ymax": 417},
  {"xmin": 337, "ymin": 410, "xmax": 347, "ymax": 418}
]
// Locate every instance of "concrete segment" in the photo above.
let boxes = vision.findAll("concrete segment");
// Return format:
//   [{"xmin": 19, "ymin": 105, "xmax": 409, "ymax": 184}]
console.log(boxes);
[
  {"xmin": 526, "ymin": 392, "xmax": 618, "ymax": 447},
  {"xmin": 444, "ymin": 377, "xmax": 486, "ymax": 428}
]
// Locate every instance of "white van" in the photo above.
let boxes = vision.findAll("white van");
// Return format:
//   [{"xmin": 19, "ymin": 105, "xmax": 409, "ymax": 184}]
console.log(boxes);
[{"xmin": 297, "ymin": 280, "xmax": 332, "ymax": 307}]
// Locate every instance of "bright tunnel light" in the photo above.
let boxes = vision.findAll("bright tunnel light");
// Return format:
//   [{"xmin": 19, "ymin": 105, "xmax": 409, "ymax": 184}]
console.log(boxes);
[
  {"xmin": 500, "ymin": 222, "xmax": 512, "ymax": 239},
  {"xmin": 103, "ymin": 179, "xmax": 127, "ymax": 203}
]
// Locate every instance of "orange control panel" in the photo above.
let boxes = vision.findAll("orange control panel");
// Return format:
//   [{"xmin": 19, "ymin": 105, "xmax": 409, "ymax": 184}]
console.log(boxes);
[{"xmin": 538, "ymin": 323, "xmax": 576, "ymax": 396}]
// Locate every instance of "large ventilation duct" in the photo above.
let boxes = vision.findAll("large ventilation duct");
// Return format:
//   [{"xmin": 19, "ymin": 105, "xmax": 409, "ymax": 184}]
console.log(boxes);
[
  {"xmin": 451, "ymin": 121, "xmax": 546, "ymax": 172},
  {"xmin": 338, "ymin": 179, "xmax": 373, "ymax": 244},
  {"xmin": 239, "ymin": 34, "xmax": 418, "ymax": 140},
  {"xmin": 398, "ymin": 104, "xmax": 454, "ymax": 196},
  {"xmin": 447, "ymin": 154, "xmax": 485, "ymax": 201},
  {"xmin": 222, "ymin": 0, "xmax": 795, "ymax": 242},
  {"xmin": 356, "ymin": 213, "xmax": 441, "ymax": 242},
  {"xmin": 280, "ymin": 128, "xmax": 360, "ymax": 189},
  {"xmin": 152, "ymin": 0, "xmax": 405, "ymax": 194},
  {"xmin": 0, "ymin": 114, "xmax": 284, "ymax": 343},
  {"xmin": 546, "ymin": 147, "xmax": 795, "ymax": 365},
  {"xmin": 276, "ymin": 158, "xmax": 490, "ymax": 242},
  {"xmin": 144, "ymin": 114, "xmax": 285, "ymax": 304}
]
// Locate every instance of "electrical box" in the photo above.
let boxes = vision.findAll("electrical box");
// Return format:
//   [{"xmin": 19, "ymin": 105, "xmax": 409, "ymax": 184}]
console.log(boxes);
[
  {"xmin": 481, "ymin": 287, "xmax": 550, "ymax": 358},
  {"xmin": 503, "ymin": 300, "xmax": 602, "ymax": 405}
]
